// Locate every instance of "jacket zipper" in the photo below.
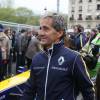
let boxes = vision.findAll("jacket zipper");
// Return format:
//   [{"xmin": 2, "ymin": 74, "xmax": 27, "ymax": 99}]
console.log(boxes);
[{"xmin": 44, "ymin": 48, "xmax": 53, "ymax": 100}]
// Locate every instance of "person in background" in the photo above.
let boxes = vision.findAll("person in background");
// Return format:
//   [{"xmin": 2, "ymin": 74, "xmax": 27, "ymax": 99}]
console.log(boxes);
[
  {"xmin": 11, "ymin": 30, "xmax": 16, "ymax": 62},
  {"xmin": 4, "ymin": 28, "xmax": 13, "ymax": 77},
  {"xmin": 16, "ymin": 29, "xmax": 28, "ymax": 73},
  {"xmin": 72, "ymin": 24, "xmax": 87, "ymax": 51},
  {"xmin": 80, "ymin": 27, "xmax": 99, "ymax": 77},
  {"xmin": 90, "ymin": 29, "xmax": 97, "ymax": 42},
  {"xmin": 0, "ymin": 24, "xmax": 10, "ymax": 79},
  {"xmin": 25, "ymin": 30, "xmax": 40, "ymax": 69}
]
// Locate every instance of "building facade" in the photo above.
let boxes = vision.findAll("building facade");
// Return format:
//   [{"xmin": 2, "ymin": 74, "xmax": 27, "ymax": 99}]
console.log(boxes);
[{"xmin": 68, "ymin": 0, "xmax": 100, "ymax": 29}]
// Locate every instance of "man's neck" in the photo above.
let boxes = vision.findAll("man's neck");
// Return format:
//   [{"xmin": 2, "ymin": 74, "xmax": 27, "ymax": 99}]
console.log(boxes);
[{"xmin": 42, "ymin": 40, "xmax": 61, "ymax": 50}]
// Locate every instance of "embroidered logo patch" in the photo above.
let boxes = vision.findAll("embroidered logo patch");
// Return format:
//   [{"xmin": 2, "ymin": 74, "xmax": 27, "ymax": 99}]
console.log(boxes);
[{"xmin": 58, "ymin": 56, "xmax": 64, "ymax": 65}]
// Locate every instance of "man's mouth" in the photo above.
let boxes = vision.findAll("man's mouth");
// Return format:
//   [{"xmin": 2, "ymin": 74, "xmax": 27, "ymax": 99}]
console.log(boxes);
[
  {"xmin": 40, "ymin": 38, "xmax": 47, "ymax": 41},
  {"xmin": 39, "ymin": 36, "xmax": 47, "ymax": 41}
]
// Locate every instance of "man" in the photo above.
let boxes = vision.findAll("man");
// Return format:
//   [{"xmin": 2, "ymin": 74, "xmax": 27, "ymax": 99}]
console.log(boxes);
[
  {"xmin": 16, "ymin": 29, "xmax": 28, "ymax": 73},
  {"xmin": 72, "ymin": 25, "xmax": 87, "ymax": 51},
  {"xmin": 25, "ymin": 31, "xmax": 40, "ymax": 69},
  {"xmin": 21, "ymin": 14, "xmax": 95, "ymax": 100},
  {"xmin": 0, "ymin": 24, "xmax": 10, "ymax": 80}
]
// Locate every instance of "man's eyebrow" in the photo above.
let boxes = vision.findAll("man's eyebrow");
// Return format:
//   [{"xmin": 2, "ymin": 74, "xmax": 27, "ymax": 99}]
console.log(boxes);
[{"xmin": 40, "ymin": 26, "xmax": 49, "ymax": 30}]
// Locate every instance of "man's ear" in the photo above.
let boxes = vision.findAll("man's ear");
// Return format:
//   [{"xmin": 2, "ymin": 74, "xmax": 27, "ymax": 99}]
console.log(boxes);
[{"xmin": 57, "ymin": 30, "xmax": 64, "ymax": 39}]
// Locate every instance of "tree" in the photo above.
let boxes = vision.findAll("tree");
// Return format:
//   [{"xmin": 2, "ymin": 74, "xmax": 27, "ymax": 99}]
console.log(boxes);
[
  {"xmin": 0, "ymin": 6, "xmax": 40, "ymax": 25},
  {"xmin": 15, "ymin": 7, "xmax": 38, "ymax": 24},
  {"xmin": 15, "ymin": 7, "xmax": 33, "ymax": 17},
  {"xmin": 0, "ymin": 8, "xmax": 15, "ymax": 21}
]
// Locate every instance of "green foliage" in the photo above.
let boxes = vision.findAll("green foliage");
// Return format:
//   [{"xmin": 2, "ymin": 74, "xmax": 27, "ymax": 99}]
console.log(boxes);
[
  {"xmin": 0, "ymin": 7, "xmax": 40, "ymax": 25},
  {"xmin": 0, "ymin": 8, "xmax": 14, "ymax": 21},
  {"xmin": 15, "ymin": 7, "xmax": 33, "ymax": 17}
]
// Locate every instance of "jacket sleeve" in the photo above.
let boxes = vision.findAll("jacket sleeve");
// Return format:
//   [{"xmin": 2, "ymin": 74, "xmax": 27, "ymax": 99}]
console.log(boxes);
[
  {"xmin": 21, "ymin": 62, "xmax": 37, "ymax": 100},
  {"xmin": 73, "ymin": 55, "xmax": 95, "ymax": 100}
]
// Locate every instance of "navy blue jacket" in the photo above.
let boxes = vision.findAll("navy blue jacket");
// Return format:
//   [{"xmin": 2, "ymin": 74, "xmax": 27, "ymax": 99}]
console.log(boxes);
[
  {"xmin": 21, "ymin": 42, "xmax": 95, "ymax": 100},
  {"xmin": 73, "ymin": 32, "xmax": 87, "ymax": 51}
]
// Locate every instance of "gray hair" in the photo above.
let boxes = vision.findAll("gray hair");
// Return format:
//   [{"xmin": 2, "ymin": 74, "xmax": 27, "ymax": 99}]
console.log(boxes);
[{"xmin": 42, "ymin": 13, "xmax": 66, "ymax": 33}]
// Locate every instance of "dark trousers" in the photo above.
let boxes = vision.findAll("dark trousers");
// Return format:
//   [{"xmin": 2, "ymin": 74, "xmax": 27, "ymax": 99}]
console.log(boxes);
[
  {"xmin": 16, "ymin": 51, "xmax": 26, "ymax": 73},
  {"xmin": 0, "ymin": 63, "xmax": 3, "ymax": 81},
  {"xmin": 26, "ymin": 57, "xmax": 32, "ymax": 69},
  {"xmin": 0, "ymin": 60, "xmax": 8, "ymax": 81},
  {"xmin": 8, "ymin": 49, "xmax": 13, "ymax": 76}
]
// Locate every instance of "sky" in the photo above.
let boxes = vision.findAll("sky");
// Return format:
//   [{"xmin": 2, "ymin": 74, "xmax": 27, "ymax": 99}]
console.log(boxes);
[{"xmin": 14, "ymin": 0, "xmax": 69, "ymax": 15}]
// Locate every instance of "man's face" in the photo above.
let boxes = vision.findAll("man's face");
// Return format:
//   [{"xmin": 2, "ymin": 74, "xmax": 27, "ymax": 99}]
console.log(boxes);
[
  {"xmin": 74, "ymin": 26, "xmax": 78, "ymax": 34},
  {"xmin": 38, "ymin": 17, "xmax": 62, "ymax": 48}
]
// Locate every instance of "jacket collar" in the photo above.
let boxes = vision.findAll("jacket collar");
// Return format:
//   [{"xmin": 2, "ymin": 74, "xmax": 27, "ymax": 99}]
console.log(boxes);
[{"xmin": 41, "ymin": 40, "xmax": 64, "ymax": 56}]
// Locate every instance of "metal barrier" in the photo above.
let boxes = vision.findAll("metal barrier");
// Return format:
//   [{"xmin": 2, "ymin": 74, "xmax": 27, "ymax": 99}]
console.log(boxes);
[{"xmin": 0, "ymin": 20, "xmax": 39, "ymax": 32}]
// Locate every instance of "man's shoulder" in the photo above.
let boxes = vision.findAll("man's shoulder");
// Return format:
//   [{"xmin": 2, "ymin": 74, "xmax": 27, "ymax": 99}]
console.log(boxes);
[
  {"xmin": 62, "ymin": 47, "xmax": 80, "ymax": 60},
  {"xmin": 32, "ymin": 51, "xmax": 45, "ymax": 60},
  {"xmin": 64, "ymin": 47, "xmax": 80, "ymax": 55},
  {"xmin": 33, "ymin": 51, "xmax": 41, "ymax": 56},
  {"xmin": 31, "ymin": 51, "xmax": 47, "ymax": 67}
]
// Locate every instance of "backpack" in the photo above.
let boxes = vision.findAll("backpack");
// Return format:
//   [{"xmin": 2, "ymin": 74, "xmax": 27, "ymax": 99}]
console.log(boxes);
[
  {"xmin": 83, "ymin": 53, "xmax": 98, "ymax": 70},
  {"xmin": 80, "ymin": 37, "xmax": 98, "ymax": 70}
]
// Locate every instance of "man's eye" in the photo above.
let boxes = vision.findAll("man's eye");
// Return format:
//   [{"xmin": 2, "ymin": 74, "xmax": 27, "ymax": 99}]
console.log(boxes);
[
  {"xmin": 39, "ymin": 26, "xmax": 49, "ymax": 31},
  {"xmin": 43, "ymin": 26, "xmax": 49, "ymax": 30}
]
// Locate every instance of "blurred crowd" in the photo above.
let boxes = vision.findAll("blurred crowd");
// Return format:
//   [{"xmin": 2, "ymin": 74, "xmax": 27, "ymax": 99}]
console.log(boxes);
[
  {"xmin": 0, "ymin": 24, "xmax": 40, "ymax": 81},
  {"xmin": 0, "ymin": 23, "xmax": 100, "ymax": 99}
]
